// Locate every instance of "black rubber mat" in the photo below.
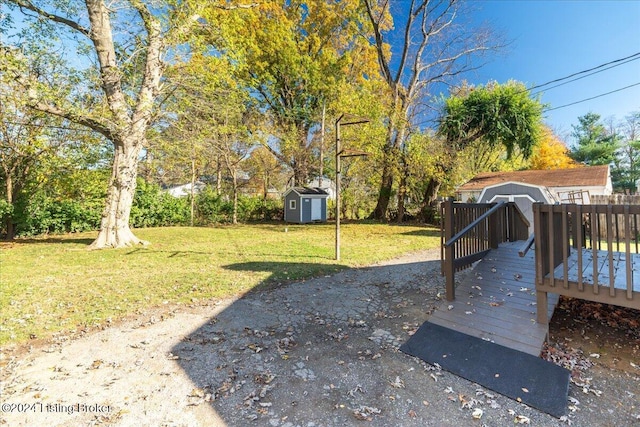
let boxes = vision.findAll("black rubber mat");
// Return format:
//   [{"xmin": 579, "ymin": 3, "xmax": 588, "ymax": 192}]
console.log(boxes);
[{"xmin": 400, "ymin": 321, "xmax": 570, "ymax": 418}]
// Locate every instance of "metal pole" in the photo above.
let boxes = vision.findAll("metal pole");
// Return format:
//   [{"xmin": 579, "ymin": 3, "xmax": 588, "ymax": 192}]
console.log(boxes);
[
  {"xmin": 319, "ymin": 101, "xmax": 325, "ymax": 188},
  {"xmin": 335, "ymin": 115, "xmax": 342, "ymax": 261}
]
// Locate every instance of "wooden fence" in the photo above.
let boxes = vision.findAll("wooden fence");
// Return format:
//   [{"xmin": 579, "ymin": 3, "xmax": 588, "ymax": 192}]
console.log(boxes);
[
  {"xmin": 591, "ymin": 195, "xmax": 640, "ymax": 240},
  {"xmin": 533, "ymin": 203, "xmax": 640, "ymax": 323},
  {"xmin": 440, "ymin": 200, "xmax": 530, "ymax": 301}
]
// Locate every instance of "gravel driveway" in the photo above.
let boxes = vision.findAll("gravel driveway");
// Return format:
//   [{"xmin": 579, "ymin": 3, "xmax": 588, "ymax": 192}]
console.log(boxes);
[{"xmin": 1, "ymin": 249, "xmax": 638, "ymax": 426}]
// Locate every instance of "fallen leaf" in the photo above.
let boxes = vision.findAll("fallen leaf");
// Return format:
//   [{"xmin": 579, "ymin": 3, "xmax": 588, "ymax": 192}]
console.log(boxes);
[
  {"xmin": 189, "ymin": 388, "xmax": 205, "ymax": 398},
  {"xmin": 90, "ymin": 359, "xmax": 104, "ymax": 369},
  {"xmin": 390, "ymin": 376, "xmax": 405, "ymax": 388},
  {"xmin": 353, "ymin": 406, "xmax": 380, "ymax": 421},
  {"xmin": 472, "ymin": 408, "xmax": 483, "ymax": 419}
]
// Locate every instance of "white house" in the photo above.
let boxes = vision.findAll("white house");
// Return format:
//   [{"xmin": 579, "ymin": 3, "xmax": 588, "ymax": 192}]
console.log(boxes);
[
  {"xmin": 307, "ymin": 177, "xmax": 336, "ymax": 200},
  {"xmin": 165, "ymin": 181, "xmax": 206, "ymax": 198}
]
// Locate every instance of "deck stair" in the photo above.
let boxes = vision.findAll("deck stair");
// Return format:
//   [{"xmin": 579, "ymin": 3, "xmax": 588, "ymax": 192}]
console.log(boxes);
[{"xmin": 430, "ymin": 241, "xmax": 558, "ymax": 356}]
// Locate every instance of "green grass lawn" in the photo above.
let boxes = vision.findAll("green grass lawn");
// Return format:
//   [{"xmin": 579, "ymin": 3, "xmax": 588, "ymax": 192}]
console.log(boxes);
[{"xmin": 0, "ymin": 222, "xmax": 440, "ymax": 346}]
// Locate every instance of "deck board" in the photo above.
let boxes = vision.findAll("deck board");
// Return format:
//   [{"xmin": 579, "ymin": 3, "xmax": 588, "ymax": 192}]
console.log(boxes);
[
  {"xmin": 551, "ymin": 247, "xmax": 640, "ymax": 293},
  {"xmin": 430, "ymin": 241, "xmax": 557, "ymax": 357}
]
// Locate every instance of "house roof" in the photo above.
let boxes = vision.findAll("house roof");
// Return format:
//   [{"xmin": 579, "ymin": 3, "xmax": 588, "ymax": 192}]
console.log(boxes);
[
  {"xmin": 285, "ymin": 187, "xmax": 330, "ymax": 196},
  {"xmin": 457, "ymin": 165, "xmax": 610, "ymax": 192}
]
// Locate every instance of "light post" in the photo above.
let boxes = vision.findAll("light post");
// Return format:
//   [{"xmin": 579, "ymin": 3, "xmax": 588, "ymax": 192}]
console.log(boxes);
[{"xmin": 335, "ymin": 114, "xmax": 369, "ymax": 261}]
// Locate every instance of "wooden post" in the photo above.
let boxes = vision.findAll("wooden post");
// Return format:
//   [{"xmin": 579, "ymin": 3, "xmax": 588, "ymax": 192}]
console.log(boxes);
[
  {"xmin": 533, "ymin": 203, "xmax": 549, "ymax": 324},
  {"xmin": 443, "ymin": 200, "xmax": 456, "ymax": 301},
  {"xmin": 536, "ymin": 290, "xmax": 549, "ymax": 324},
  {"xmin": 488, "ymin": 203, "xmax": 500, "ymax": 249}
]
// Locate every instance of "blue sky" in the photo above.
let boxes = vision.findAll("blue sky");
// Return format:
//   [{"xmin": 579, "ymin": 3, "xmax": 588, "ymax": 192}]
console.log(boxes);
[{"xmin": 467, "ymin": 0, "xmax": 640, "ymax": 144}]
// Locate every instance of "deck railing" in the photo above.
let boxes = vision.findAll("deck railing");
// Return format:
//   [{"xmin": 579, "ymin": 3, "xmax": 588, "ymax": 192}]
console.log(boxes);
[
  {"xmin": 533, "ymin": 203, "xmax": 640, "ymax": 323},
  {"xmin": 440, "ymin": 200, "xmax": 530, "ymax": 301}
]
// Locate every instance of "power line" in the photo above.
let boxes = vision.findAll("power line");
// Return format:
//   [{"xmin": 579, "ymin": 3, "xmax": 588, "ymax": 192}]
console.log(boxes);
[
  {"xmin": 543, "ymin": 82, "xmax": 640, "ymax": 112},
  {"xmin": 530, "ymin": 56, "xmax": 640, "ymax": 97},
  {"xmin": 527, "ymin": 51, "xmax": 640, "ymax": 92}
]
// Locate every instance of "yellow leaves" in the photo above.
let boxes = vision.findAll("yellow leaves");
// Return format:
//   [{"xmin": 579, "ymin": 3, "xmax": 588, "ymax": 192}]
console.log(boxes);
[{"xmin": 529, "ymin": 126, "xmax": 578, "ymax": 170}]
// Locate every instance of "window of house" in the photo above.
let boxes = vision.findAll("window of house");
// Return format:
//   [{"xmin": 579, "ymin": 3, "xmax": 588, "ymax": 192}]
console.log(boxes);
[{"xmin": 289, "ymin": 199, "xmax": 297, "ymax": 210}]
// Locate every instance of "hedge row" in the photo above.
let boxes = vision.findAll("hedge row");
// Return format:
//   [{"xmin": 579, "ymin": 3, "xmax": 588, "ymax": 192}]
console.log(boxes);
[{"xmin": 3, "ymin": 179, "xmax": 283, "ymax": 237}]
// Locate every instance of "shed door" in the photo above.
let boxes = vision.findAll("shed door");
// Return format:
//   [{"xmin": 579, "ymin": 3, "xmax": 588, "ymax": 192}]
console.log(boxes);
[
  {"xmin": 489, "ymin": 195, "xmax": 535, "ymax": 233},
  {"xmin": 311, "ymin": 198, "xmax": 321, "ymax": 220}
]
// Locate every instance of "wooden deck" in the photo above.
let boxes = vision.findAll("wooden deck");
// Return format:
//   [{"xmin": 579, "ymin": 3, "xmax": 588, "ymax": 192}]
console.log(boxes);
[
  {"xmin": 429, "ymin": 241, "xmax": 558, "ymax": 357},
  {"xmin": 550, "ymin": 247, "xmax": 640, "ymax": 292}
]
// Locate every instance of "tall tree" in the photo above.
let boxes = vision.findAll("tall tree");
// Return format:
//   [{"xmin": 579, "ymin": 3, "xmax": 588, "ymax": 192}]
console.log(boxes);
[
  {"xmin": 207, "ymin": 0, "xmax": 371, "ymax": 186},
  {"xmin": 434, "ymin": 81, "xmax": 543, "ymax": 218},
  {"xmin": 2, "ymin": 0, "xmax": 202, "ymax": 248},
  {"xmin": 245, "ymin": 146, "xmax": 285, "ymax": 200},
  {"xmin": 569, "ymin": 112, "xmax": 619, "ymax": 166},
  {"xmin": 0, "ymin": 47, "xmax": 108, "ymax": 238},
  {"xmin": 0, "ymin": 71, "xmax": 58, "ymax": 239},
  {"xmin": 529, "ymin": 126, "xmax": 577, "ymax": 170},
  {"xmin": 363, "ymin": 0, "xmax": 498, "ymax": 219},
  {"xmin": 612, "ymin": 111, "xmax": 640, "ymax": 192}
]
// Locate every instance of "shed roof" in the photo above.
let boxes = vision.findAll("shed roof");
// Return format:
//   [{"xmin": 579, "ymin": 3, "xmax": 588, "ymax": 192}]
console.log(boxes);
[
  {"xmin": 457, "ymin": 165, "xmax": 610, "ymax": 191},
  {"xmin": 285, "ymin": 187, "xmax": 329, "ymax": 196}
]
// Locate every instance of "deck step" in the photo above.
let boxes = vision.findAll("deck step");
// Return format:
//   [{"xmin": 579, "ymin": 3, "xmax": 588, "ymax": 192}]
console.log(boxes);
[{"xmin": 429, "ymin": 241, "xmax": 557, "ymax": 357}]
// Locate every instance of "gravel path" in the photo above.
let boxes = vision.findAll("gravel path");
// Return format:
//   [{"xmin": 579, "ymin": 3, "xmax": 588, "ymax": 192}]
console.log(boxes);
[{"xmin": 1, "ymin": 249, "xmax": 638, "ymax": 426}]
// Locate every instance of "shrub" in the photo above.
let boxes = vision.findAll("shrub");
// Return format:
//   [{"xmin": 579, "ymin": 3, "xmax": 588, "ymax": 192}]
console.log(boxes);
[
  {"xmin": 238, "ymin": 196, "xmax": 283, "ymax": 221},
  {"xmin": 13, "ymin": 193, "xmax": 101, "ymax": 236},
  {"xmin": 194, "ymin": 187, "xmax": 233, "ymax": 224},
  {"xmin": 130, "ymin": 179, "xmax": 190, "ymax": 227}
]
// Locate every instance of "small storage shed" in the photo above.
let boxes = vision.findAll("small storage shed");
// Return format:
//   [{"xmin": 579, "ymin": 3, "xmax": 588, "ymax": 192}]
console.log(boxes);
[
  {"xmin": 456, "ymin": 166, "xmax": 612, "ymax": 203},
  {"xmin": 477, "ymin": 182, "xmax": 556, "ymax": 233},
  {"xmin": 283, "ymin": 187, "xmax": 329, "ymax": 223}
]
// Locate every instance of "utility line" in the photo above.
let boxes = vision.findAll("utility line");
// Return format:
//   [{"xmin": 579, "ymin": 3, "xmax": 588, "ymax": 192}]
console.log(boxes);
[
  {"xmin": 527, "ymin": 51, "xmax": 640, "ymax": 92},
  {"xmin": 530, "ymin": 56, "xmax": 640, "ymax": 97},
  {"xmin": 543, "ymin": 82, "xmax": 640, "ymax": 112}
]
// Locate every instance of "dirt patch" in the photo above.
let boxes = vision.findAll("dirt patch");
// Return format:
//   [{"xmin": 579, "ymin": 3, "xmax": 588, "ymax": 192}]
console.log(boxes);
[
  {"xmin": 1, "ymin": 250, "xmax": 639, "ymax": 426},
  {"xmin": 546, "ymin": 298, "xmax": 640, "ymax": 374}
]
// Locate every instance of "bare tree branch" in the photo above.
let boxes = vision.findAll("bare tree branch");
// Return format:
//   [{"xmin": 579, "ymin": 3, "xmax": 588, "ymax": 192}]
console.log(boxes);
[{"xmin": 12, "ymin": 0, "xmax": 91, "ymax": 37}]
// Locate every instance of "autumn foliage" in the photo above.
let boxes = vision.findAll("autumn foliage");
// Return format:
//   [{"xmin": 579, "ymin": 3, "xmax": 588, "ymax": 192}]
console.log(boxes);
[{"xmin": 529, "ymin": 127, "xmax": 578, "ymax": 170}]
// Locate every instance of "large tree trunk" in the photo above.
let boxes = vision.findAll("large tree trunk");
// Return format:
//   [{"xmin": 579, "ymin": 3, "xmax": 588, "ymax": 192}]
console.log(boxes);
[
  {"xmin": 419, "ymin": 178, "xmax": 441, "ymax": 224},
  {"xmin": 371, "ymin": 158, "xmax": 394, "ymax": 220},
  {"xmin": 397, "ymin": 173, "xmax": 407, "ymax": 223},
  {"xmin": 4, "ymin": 175, "xmax": 15, "ymax": 241},
  {"xmin": 396, "ymin": 151, "xmax": 410, "ymax": 223},
  {"xmin": 371, "ymin": 120, "xmax": 406, "ymax": 220},
  {"xmin": 292, "ymin": 155, "xmax": 310, "ymax": 186},
  {"xmin": 89, "ymin": 139, "xmax": 147, "ymax": 249}
]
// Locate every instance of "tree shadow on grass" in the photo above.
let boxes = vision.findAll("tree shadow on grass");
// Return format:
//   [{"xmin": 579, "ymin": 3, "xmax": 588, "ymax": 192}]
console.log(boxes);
[
  {"xmin": 6, "ymin": 237, "xmax": 96, "ymax": 245},
  {"xmin": 123, "ymin": 248, "xmax": 336, "ymax": 261},
  {"xmin": 223, "ymin": 260, "xmax": 350, "ymax": 293},
  {"xmin": 400, "ymin": 228, "xmax": 440, "ymax": 237},
  {"xmin": 125, "ymin": 248, "xmax": 215, "ymax": 257}
]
